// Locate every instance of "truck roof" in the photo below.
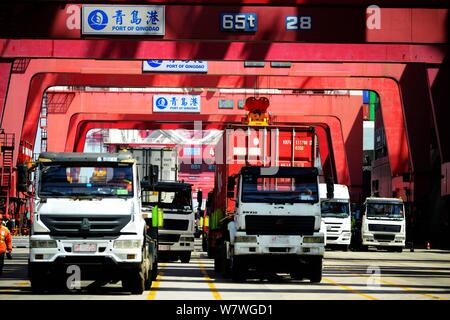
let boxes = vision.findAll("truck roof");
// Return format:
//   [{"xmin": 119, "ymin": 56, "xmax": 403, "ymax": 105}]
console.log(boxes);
[
  {"xmin": 38, "ymin": 152, "xmax": 135, "ymax": 163},
  {"xmin": 365, "ymin": 197, "xmax": 404, "ymax": 204},
  {"xmin": 319, "ymin": 183, "xmax": 349, "ymax": 200},
  {"xmin": 240, "ymin": 166, "xmax": 318, "ymax": 176},
  {"xmin": 142, "ymin": 181, "xmax": 192, "ymax": 192}
]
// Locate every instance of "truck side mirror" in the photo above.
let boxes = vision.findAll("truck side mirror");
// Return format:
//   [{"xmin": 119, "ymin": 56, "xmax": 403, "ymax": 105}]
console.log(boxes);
[
  {"xmin": 326, "ymin": 176, "xmax": 334, "ymax": 199},
  {"xmin": 227, "ymin": 177, "xmax": 235, "ymax": 198},
  {"xmin": 227, "ymin": 176, "xmax": 235, "ymax": 192},
  {"xmin": 17, "ymin": 164, "xmax": 28, "ymax": 192},
  {"xmin": 197, "ymin": 190, "xmax": 203, "ymax": 209}
]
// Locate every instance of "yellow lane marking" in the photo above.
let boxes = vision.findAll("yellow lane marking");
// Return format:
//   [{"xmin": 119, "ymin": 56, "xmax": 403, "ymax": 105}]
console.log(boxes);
[
  {"xmin": 147, "ymin": 263, "xmax": 166, "ymax": 300},
  {"xmin": 330, "ymin": 267, "xmax": 448, "ymax": 300},
  {"xmin": 323, "ymin": 277, "xmax": 379, "ymax": 300},
  {"xmin": 198, "ymin": 261, "xmax": 222, "ymax": 300}
]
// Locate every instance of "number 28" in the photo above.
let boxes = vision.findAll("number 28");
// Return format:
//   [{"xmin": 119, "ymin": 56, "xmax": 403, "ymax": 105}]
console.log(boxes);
[{"xmin": 286, "ymin": 16, "xmax": 312, "ymax": 30}]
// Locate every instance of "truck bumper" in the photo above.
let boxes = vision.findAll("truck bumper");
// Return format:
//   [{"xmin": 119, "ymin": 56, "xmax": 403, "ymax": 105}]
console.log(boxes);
[
  {"xmin": 232, "ymin": 234, "xmax": 325, "ymax": 257},
  {"xmin": 29, "ymin": 236, "xmax": 143, "ymax": 265},
  {"xmin": 158, "ymin": 234, "xmax": 194, "ymax": 252},
  {"xmin": 362, "ymin": 233, "xmax": 405, "ymax": 247},
  {"xmin": 326, "ymin": 232, "xmax": 351, "ymax": 246}
]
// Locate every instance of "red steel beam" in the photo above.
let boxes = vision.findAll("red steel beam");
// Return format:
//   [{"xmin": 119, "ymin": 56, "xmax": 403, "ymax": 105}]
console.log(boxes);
[
  {"xmin": 0, "ymin": 61, "xmax": 12, "ymax": 118},
  {"xmin": 10, "ymin": 1, "xmax": 450, "ymax": 6},
  {"xmin": 45, "ymin": 91, "xmax": 362, "ymax": 191},
  {"xmin": 0, "ymin": 40, "xmax": 446, "ymax": 63},
  {"xmin": 0, "ymin": 5, "xmax": 447, "ymax": 43},
  {"xmin": 68, "ymin": 114, "xmax": 351, "ymax": 187},
  {"xmin": 1, "ymin": 71, "xmax": 405, "ymax": 178}
]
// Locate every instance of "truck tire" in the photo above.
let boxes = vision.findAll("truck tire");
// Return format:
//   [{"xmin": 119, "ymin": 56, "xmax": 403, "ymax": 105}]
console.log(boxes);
[
  {"xmin": 123, "ymin": 262, "xmax": 146, "ymax": 294},
  {"xmin": 290, "ymin": 270, "xmax": 303, "ymax": 280},
  {"xmin": 396, "ymin": 247, "xmax": 403, "ymax": 253},
  {"xmin": 309, "ymin": 257, "xmax": 323, "ymax": 283},
  {"xmin": 29, "ymin": 265, "xmax": 49, "ymax": 293},
  {"xmin": 342, "ymin": 245, "xmax": 349, "ymax": 252},
  {"xmin": 151, "ymin": 260, "xmax": 158, "ymax": 281},
  {"xmin": 30, "ymin": 273, "xmax": 48, "ymax": 293},
  {"xmin": 180, "ymin": 252, "xmax": 191, "ymax": 263},
  {"xmin": 215, "ymin": 242, "xmax": 230, "ymax": 278},
  {"xmin": 231, "ymin": 256, "xmax": 247, "ymax": 282}
]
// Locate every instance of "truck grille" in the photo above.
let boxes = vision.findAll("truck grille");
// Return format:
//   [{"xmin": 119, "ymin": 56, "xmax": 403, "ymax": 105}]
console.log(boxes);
[
  {"xmin": 245, "ymin": 216, "xmax": 315, "ymax": 236},
  {"xmin": 369, "ymin": 224, "xmax": 401, "ymax": 232},
  {"xmin": 158, "ymin": 233, "xmax": 181, "ymax": 243},
  {"xmin": 40, "ymin": 215, "xmax": 131, "ymax": 238},
  {"xmin": 161, "ymin": 219, "xmax": 189, "ymax": 231},
  {"xmin": 374, "ymin": 234, "xmax": 395, "ymax": 241}
]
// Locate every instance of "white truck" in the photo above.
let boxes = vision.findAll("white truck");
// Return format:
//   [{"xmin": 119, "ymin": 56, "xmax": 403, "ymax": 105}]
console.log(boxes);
[
  {"xmin": 28, "ymin": 152, "xmax": 157, "ymax": 294},
  {"xmin": 141, "ymin": 181, "xmax": 195, "ymax": 263},
  {"xmin": 361, "ymin": 197, "xmax": 406, "ymax": 252},
  {"xmin": 128, "ymin": 147, "xmax": 195, "ymax": 263},
  {"xmin": 215, "ymin": 166, "xmax": 327, "ymax": 283},
  {"xmin": 319, "ymin": 183, "xmax": 352, "ymax": 251}
]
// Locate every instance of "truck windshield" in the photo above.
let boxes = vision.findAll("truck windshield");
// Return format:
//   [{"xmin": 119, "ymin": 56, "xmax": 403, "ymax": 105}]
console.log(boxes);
[
  {"xmin": 241, "ymin": 174, "xmax": 318, "ymax": 204},
  {"xmin": 366, "ymin": 203, "xmax": 404, "ymax": 220},
  {"xmin": 321, "ymin": 201, "xmax": 349, "ymax": 218},
  {"xmin": 142, "ymin": 189, "xmax": 192, "ymax": 210},
  {"xmin": 39, "ymin": 164, "xmax": 134, "ymax": 198}
]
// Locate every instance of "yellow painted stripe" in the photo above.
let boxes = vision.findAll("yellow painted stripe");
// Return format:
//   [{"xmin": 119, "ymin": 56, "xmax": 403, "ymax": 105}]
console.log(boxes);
[
  {"xmin": 147, "ymin": 263, "xmax": 166, "ymax": 300},
  {"xmin": 377, "ymin": 277, "xmax": 448, "ymax": 301},
  {"xmin": 332, "ymin": 267, "xmax": 448, "ymax": 301},
  {"xmin": 323, "ymin": 277, "xmax": 379, "ymax": 300},
  {"xmin": 198, "ymin": 261, "xmax": 222, "ymax": 300}
]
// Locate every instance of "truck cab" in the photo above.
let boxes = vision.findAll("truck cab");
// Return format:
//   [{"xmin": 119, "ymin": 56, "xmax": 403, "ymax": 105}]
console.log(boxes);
[
  {"xmin": 319, "ymin": 183, "xmax": 351, "ymax": 251},
  {"xmin": 28, "ymin": 152, "xmax": 157, "ymax": 294},
  {"xmin": 361, "ymin": 197, "xmax": 406, "ymax": 252},
  {"xmin": 142, "ymin": 181, "xmax": 195, "ymax": 263},
  {"xmin": 216, "ymin": 166, "xmax": 326, "ymax": 283}
]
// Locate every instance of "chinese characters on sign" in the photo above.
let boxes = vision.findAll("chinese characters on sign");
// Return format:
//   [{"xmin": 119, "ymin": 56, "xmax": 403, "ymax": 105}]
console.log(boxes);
[
  {"xmin": 82, "ymin": 5, "xmax": 165, "ymax": 35},
  {"xmin": 153, "ymin": 95, "xmax": 201, "ymax": 113}
]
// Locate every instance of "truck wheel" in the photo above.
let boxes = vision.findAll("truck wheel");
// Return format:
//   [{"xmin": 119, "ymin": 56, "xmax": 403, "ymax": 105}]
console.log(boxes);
[
  {"xmin": 124, "ymin": 262, "xmax": 146, "ymax": 294},
  {"xmin": 29, "ymin": 266, "xmax": 48, "ymax": 293},
  {"xmin": 30, "ymin": 273, "xmax": 48, "ymax": 293},
  {"xmin": 151, "ymin": 260, "xmax": 158, "ymax": 281},
  {"xmin": 231, "ymin": 257, "xmax": 247, "ymax": 282},
  {"xmin": 290, "ymin": 270, "xmax": 303, "ymax": 280},
  {"xmin": 309, "ymin": 257, "xmax": 323, "ymax": 283},
  {"xmin": 342, "ymin": 245, "xmax": 349, "ymax": 252},
  {"xmin": 202, "ymin": 237, "xmax": 208, "ymax": 252},
  {"xmin": 217, "ymin": 243, "xmax": 230, "ymax": 278},
  {"xmin": 180, "ymin": 252, "xmax": 191, "ymax": 263}
]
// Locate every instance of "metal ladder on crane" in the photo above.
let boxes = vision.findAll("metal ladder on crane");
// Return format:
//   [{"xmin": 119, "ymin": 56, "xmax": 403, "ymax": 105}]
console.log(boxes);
[{"xmin": 0, "ymin": 130, "xmax": 15, "ymax": 217}]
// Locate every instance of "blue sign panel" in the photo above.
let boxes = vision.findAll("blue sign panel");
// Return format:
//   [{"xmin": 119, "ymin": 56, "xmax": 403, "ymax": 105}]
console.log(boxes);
[
  {"xmin": 153, "ymin": 95, "xmax": 201, "ymax": 113},
  {"xmin": 82, "ymin": 5, "xmax": 165, "ymax": 36},
  {"xmin": 363, "ymin": 90, "xmax": 370, "ymax": 104},
  {"xmin": 220, "ymin": 13, "xmax": 257, "ymax": 32},
  {"xmin": 143, "ymin": 60, "xmax": 208, "ymax": 73}
]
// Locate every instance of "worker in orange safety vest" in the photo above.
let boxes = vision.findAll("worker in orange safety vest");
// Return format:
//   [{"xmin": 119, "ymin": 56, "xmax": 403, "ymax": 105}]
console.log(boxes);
[{"xmin": 0, "ymin": 213, "xmax": 13, "ymax": 276}]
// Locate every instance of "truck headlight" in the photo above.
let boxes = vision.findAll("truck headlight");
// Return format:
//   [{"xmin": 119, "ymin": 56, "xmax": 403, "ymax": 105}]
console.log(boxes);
[
  {"xmin": 303, "ymin": 236, "xmax": 324, "ymax": 244},
  {"xmin": 30, "ymin": 240, "xmax": 57, "ymax": 248},
  {"xmin": 114, "ymin": 240, "xmax": 142, "ymax": 249},
  {"xmin": 234, "ymin": 236, "xmax": 257, "ymax": 243}
]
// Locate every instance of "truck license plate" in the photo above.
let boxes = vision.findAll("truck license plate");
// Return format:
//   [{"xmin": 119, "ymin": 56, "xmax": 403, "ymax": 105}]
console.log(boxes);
[
  {"xmin": 158, "ymin": 245, "xmax": 171, "ymax": 251},
  {"xmin": 74, "ymin": 243, "xmax": 97, "ymax": 253},
  {"xmin": 271, "ymin": 236, "xmax": 289, "ymax": 244}
]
